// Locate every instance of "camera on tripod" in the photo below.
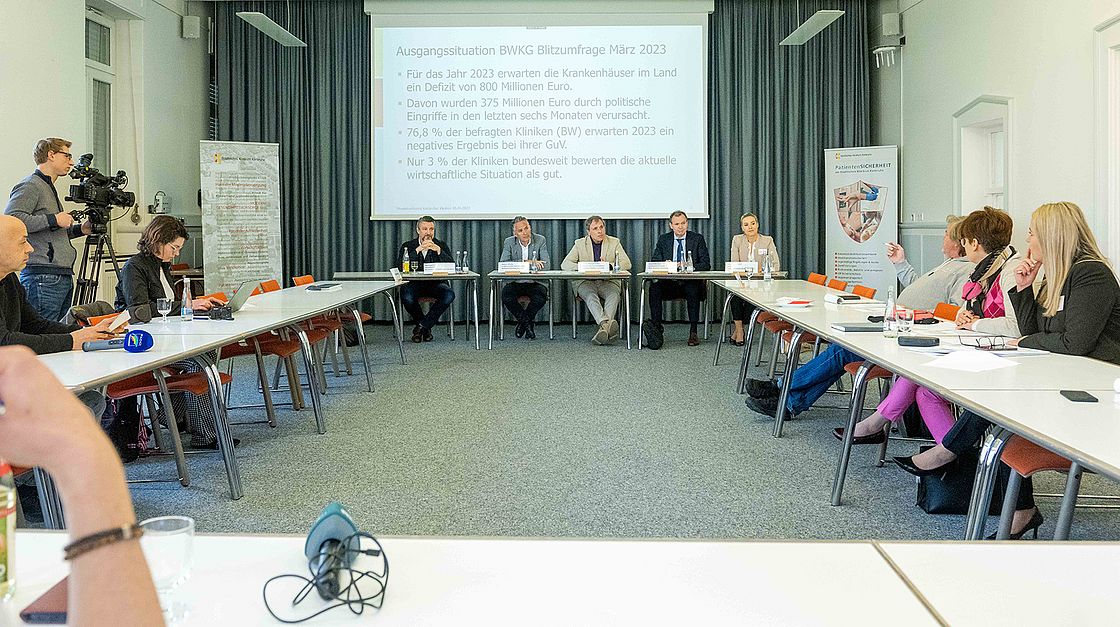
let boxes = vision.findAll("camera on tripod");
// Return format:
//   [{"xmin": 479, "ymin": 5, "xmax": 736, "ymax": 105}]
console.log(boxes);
[{"xmin": 65, "ymin": 153, "xmax": 135, "ymax": 235}]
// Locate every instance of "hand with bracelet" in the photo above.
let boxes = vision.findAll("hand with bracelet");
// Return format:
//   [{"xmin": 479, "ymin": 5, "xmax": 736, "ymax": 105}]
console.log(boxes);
[{"xmin": 0, "ymin": 346, "xmax": 162, "ymax": 626}]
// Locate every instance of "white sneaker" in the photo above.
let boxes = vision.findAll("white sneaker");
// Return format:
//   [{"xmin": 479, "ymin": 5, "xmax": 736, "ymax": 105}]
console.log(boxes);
[
  {"xmin": 607, "ymin": 319, "xmax": 620, "ymax": 341},
  {"xmin": 592, "ymin": 321, "xmax": 609, "ymax": 345}
]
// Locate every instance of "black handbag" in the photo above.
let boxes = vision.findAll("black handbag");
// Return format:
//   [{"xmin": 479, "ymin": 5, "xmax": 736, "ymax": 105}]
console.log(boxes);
[{"xmin": 915, "ymin": 446, "xmax": 1005, "ymax": 515}]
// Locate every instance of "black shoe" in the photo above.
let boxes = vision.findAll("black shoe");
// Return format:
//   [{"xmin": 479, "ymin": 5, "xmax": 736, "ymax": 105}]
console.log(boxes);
[
  {"xmin": 526, "ymin": 322, "xmax": 536, "ymax": 340},
  {"xmin": 893, "ymin": 455, "xmax": 953, "ymax": 477},
  {"xmin": 193, "ymin": 438, "xmax": 241, "ymax": 450},
  {"xmin": 745, "ymin": 378, "xmax": 780, "ymax": 400},
  {"xmin": 833, "ymin": 426, "xmax": 887, "ymax": 445},
  {"xmin": 642, "ymin": 319, "xmax": 664, "ymax": 350},
  {"xmin": 688, "ymin": 331, "xmax": 700, "ymax": 346},
  {"xmin": 423, "ymin": 327, "xmax": 434, "ymax": 342},
  {"xmin": 411, "ymin": 325, "xmax": 424, "ymax": 343},
  {"xmin": 744, "ymin": 395, "xmax": 779, "ymax": 418},
  {"xmin": 986, "ymin": 510, "xmax": 1044, "ymax": 540},
  {"xmin": 515, "ymin": 319, "xmax": 527, "ymax": 338}
]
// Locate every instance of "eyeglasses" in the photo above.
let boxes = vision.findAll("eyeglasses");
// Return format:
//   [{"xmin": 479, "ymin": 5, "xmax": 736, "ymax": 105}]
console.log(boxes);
[
  {"xmin": 960, "ymin": 335, "xmax": 1008, "ymax": 350},
  {"xmin": 53, "ymin": 151, "xmax": 73, "ymax": 160}
]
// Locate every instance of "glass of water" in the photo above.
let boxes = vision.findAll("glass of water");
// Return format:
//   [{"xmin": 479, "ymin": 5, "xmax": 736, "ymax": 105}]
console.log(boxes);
[
  {"xmin": 896, "ymin": 307, "xmax": 914, "ymax": 334},
  {"xmin": 140, "ymin": 515, "xmax": 195, "ymax": 621},
  {"xmin": 156, "ymin": 298, "xmax": 173, "ymax": 322}
]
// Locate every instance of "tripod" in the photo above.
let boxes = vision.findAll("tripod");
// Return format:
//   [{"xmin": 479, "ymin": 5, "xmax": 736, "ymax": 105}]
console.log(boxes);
[{"xmin": 73, "ymin": 230, "xmax": 123, "ymax": 306}]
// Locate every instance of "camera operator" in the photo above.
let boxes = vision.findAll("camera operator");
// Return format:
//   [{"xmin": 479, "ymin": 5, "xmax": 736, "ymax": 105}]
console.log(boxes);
[{"xmin": 4, "ymin": 138, "xmax": 93, "ymax": 321}]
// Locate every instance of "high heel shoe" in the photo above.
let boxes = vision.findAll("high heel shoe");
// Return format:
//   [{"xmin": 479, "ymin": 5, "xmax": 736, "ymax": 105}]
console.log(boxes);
[
  {"xmin": 987, "ymin": 510, "xmax": 1044, "ymax": 540},
  {"xmin": 893, "ymin": 455, "xmax": 954, "ymax": 477}
]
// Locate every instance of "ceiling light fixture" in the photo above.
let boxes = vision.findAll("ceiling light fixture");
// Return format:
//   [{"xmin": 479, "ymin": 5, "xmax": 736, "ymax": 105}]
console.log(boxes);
[
  {"xmin": 236, "ymin": 1, "xmax": 305, "ymax": 48},
  {"xmin": 779, "ymin": 1, "xmax": 844, "ymax": 46}
]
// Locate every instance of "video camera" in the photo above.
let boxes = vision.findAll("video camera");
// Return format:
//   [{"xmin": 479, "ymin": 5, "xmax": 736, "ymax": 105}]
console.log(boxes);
[{"xmin": 65, "ymin": 153, "xmax": 135, "ymax": 235}]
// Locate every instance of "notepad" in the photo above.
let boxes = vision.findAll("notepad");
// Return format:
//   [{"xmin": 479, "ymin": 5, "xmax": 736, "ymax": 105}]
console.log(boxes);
[
  {"xmin": 305, "ymin": 283, "xmax": 342, "ymax": 292},
  {"xmin": 829, "ymin": 322, "xmax": 885, "ymax": 332}
]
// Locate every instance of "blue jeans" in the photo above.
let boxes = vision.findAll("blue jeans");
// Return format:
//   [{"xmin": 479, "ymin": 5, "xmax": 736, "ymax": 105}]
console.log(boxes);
[
  {"xmin": 21, "ymin": 271, "xmax": 74, "ymax": 322},
  {"xmin": 401, "ymin": 282, "xmax": 456, "ymax": 330},
  {"xmin": 779, "ymin": 344, "xmax": 859, "ymax": 415}
]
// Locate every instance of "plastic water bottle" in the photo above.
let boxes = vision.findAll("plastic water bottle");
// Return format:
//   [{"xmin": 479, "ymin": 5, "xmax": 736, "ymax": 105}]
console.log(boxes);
[
  {"xmin": 761, "ymin": 250, "xmax": 772, "ymax": 282},
  {"xmin": 0, "ymin": 459, "xmax": 16, "ymax": 600},
  {"xmin": 614, "ymin": 251, "xmax": 622, "ymax": 274},
  {"xmin": 401, "ymin": 248, "xmax": 411, "ymax": 273},
  {"xmin": 883, "ymin": 286, "xmax": 897, "ymax": 337},
  {"xmin": 685, "ymin": 251, "xmax": 694, "ymax": 273},
  {"xmin": 461, "ymin": 250, "xmax": 469, "ymax": 273},
  {"xmin": 180, "ymin": 276, "xmax": 193, "ymax": 322}
]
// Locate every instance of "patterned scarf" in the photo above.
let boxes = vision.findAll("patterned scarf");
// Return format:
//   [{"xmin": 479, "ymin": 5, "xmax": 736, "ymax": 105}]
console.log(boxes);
[{"xmin": 961, "ymin": 245, "xmax": 1016, "ymax": 317}]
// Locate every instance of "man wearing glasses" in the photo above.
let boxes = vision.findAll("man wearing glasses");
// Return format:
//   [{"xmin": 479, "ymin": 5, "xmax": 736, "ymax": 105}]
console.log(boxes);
[{"xmin": 4, "ymin": 138, "xmax": 93, "ymax": 321}]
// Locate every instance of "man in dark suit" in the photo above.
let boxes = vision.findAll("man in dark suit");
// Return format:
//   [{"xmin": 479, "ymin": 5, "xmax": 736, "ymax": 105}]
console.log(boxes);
[
  {"xmin": 397, "ymin": 215, "xmax": 455, "ymax": 343},
  {"xmin": 645, "ymin": 211, "xmax": 711, "ymax": 348}
]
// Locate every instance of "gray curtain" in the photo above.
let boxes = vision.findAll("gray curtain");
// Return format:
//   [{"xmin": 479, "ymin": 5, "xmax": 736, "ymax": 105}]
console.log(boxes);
[{"xmin": 214, "ymin": 0, "xmax": 869, "ymax": 322}]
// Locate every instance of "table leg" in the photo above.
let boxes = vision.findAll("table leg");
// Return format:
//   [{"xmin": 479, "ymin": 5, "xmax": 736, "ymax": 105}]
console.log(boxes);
[
  {"xmin": 737, "ymin": 308, "xmax": 761, "ymax": 394},
  {"xmin": 714, "ymin": 291, "xmax": 733, "ymax": 366},
  {"xmin": 638, "ymin": 279, "xmax": 647, "ymax": 350},
  {"xmin": 704, "ymin": 280, "xmax": 711, "ymax": 340},
  {"xmin": 152, "ymin": 369, "xmax": 192, "ymax": 486},
  {"xmin": 624, "ymin": 279, "xmax": 632, "ymax": 350},
  {"xmin": 384, "ymin": 291, "xmax": 406, "ymax": 365},
  {"xmin": 772, "ymin": 328, "xmax": 804, "ymax": 438},
  {"xmin": 351, "ymin": 306, "xmax": 374, "ymax": 393},
  {"xmin": 963, "ymin": 426, "xmax": 1011, "ymax": 540},
  {"xmin": 34, "ymin": 469, "xmax": 65, "ymax": 529},
  {"xmin": 488, "ymin": 279, "xmax": 496, "ymax": 350},
  {"xmin": 831, "ymin": 361, "xmax": 873, "ymax": 505},
  {"xmin": 290, "ymin": 326, "xmax": 327, "ymax": 435},
  {"xmin": 192, "ymin": 351, "xmax": 244, "ymax": 500},
  {"xmin": 473, "ymin": 279, "xmax": 480, "ymax": 350},
  {"xmin": 548, "ymin": 279, "xmax": 554, "ymax": 340}
]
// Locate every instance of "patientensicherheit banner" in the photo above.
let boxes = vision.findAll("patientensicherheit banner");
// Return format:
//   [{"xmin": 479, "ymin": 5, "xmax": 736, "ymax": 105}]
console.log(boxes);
[
  {"xmin": 199, "ymin": 141, "xmax": 283, "ymax": 297},
  {"xmin": 823, "ymin": 146, "xmax": 898, "ymax": 298}
]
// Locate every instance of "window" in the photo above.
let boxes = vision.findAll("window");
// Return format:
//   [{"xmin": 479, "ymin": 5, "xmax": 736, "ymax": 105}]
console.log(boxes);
[
  {"xmin": 953, "ymin": 96, "xmax": 1011, "ymax": 214},
  {"xmin": 85, "ymin": 13, "xmax": 114, "ymax": 171},
  {"xmin": 85, "ymin": 18, "xmax": 110, "ymax": 66}
]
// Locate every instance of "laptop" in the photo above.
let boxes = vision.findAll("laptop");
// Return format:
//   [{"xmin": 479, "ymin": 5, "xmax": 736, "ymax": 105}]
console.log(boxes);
[{"xmin": 194, "ymin": 280, "xmax": 259, "ymax": 314}]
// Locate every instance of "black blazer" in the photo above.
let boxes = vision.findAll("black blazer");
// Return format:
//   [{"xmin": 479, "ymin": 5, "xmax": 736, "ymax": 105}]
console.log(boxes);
[
  {"xmin": 651, "ymin": 231, "xmax": 711, "ymax": 271},
  {"xmin": 115, "ymin": 253, "xmax": 179, "ymax": 323},
  {"xmin": 1011, "ymin": 259, "xmax": 1120, "ymax": 366},
  {"xmin": 397, "ymin": 238, "xmax": 454, "ymax": 271}
]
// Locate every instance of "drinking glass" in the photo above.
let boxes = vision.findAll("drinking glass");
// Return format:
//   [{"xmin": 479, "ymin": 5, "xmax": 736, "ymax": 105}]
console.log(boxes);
[
  {"xmin": 156, "ymin": 298, "xmax": 173, "ymax": 322},
  {"xmin": 140, "ymin": 515, "xmax": 195, "ymax": 621},
  {"xmin": 896, "ymin": 307, "xmax": 913, "ymax": 334}
]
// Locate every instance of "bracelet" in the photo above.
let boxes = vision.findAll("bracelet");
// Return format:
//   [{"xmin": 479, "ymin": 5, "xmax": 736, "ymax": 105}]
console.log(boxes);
[{"xmin": 63, "ymin": 524, "xmax": 144, "ymax": 561}]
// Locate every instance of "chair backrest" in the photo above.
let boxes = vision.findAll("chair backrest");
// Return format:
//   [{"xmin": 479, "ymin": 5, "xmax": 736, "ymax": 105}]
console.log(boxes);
[
  {"xmin": 261, "ymin": 279, "xmax": 282, "ymax": 293},
  {"xmin": 933, "ymin": 302, "xmax": 960, "ymax": 321},
  {"xmin": 852, "ymin": 285, "xmax": 876, "ymax": 299},
  {"xmin": 292, "ymin": 275, "xmax": 314, "ymax": 286},
  {"xmin": 807, "ymin": 272, "xmax": 827, "ymax": 286},
  {"xmin": 827, "ymin": 279, "xmax": 848, "ymax": 291}
]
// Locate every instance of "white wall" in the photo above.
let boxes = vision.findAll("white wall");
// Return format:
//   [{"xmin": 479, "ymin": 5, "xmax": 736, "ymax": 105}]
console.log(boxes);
[{"xmin": 873, "ymin": 0, "xmax": 1120, "ymax": 255}]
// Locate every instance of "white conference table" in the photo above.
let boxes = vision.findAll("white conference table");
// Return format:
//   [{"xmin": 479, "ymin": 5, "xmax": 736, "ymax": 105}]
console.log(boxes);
[
  {"xmin": 334, "ymin": 271, "xmax": 481, "ymax": 349},
  {"xmin": 33, "ymin": 282, "xmax": 396, "ymax": 527},
  {"xmin": 3, "ymin": 531, "xmax": 941, "ymax": 626},
  {"xmin": 717, "ymin": 280, "xmax": 1120, "ymax": 539}
]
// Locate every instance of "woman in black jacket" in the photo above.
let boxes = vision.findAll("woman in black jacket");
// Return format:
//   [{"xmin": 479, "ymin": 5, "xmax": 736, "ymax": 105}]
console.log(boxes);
[
  {"xmin": 116, "ymin": 216, "xmax": 227, "ymax": 448},
  {"xmin": 898, "ymin": 201, "xmax": 1120, "ymax": 538}
]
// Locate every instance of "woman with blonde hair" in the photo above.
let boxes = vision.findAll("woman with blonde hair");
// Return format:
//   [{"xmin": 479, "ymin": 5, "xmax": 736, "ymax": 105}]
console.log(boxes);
[
  {"xmin": 898, "ymin": 201, "xmax": 1120, "ymax": 539},
  {"xmin": 728, "ymin": 212, "xmax": 780, "ymax": 345}
]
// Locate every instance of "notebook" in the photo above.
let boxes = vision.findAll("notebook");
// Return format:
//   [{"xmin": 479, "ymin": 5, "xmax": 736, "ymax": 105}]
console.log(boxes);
[{"xmin": 829, "ymin": 322, "xmax": 886, "ymax": 332}]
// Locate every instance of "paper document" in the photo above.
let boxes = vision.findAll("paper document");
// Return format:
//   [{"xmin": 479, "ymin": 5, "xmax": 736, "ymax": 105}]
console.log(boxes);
[
  {"xmin": 925, "ymin": 350, "xmax": 1017, "ymax": 372},
  {"xmin": 108, "ymin": 310, "xmax": 130, "ymax": 332}
]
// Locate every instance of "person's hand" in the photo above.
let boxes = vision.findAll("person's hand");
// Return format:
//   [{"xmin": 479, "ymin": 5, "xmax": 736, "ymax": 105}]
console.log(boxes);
[
  {"xmin": 0, "ymin": 346, "xmax": 108, "ymax": 472},
  {"xmin": 1014, "ymin": 250, "xmax": 1042, "ymax": 291},
  {"xmin": 955, "ymin": 309, "xmax": 979, "ymax": 329},
  {"xmin": 531, "ymin": 260, "xmax": 545, "ymax": 269},
  {"xmin": 80, "ymin": 220, "xmax": 93, "ymax": 235},
  {"xmin": 191, "ymin": 296, "xmax": 224, "ymax": 311},
  {"xmin": 55, "ymin": 211, "xmax": 74, "ymax": 228},
  {"xmin": 886, "ymin": 242, "xmax": 906, "ymax": 264},
  {"xmin": 1006, "ymin": 337, "xmax": 1021, "ymax": 347},
  {"xmin": 70, "ymin": 318, "xmax": 114, "ymax": 350},
  {"xmin": 426, "ymin": 241, "xmax": 441, "ymax": 255}
]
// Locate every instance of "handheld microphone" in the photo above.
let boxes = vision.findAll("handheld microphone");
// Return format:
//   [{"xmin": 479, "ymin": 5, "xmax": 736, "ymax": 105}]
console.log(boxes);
[
  {"xmin": 82, "ymin": 329, "xmax": 154, "ymax": 353},
  {"xmin": 305, "ymin": 502, "xmax": 360, "ymax": 600}
]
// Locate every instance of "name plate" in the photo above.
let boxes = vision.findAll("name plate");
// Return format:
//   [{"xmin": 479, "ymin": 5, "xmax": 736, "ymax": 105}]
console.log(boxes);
[
  {"xmin": 389, "ymin": 268, "xmax": 404, "ymax": 284},
  {"xmin": 423, "ymin": 262, "xmax": 456, "ymax": 275},
  {"xmin": 498, "ymin": 261, "xmax": 530, "ymax": 274},
  {"xmin": 646, "ymin": 261, "xmax": 677, "ymax": 274},
  {"xmin": 725, "ymin": 261, "xmax": 758, "ymax": 273},
  {"xmin": 578, "ymin": 261, "xmax": 611, "ymax": 273}
]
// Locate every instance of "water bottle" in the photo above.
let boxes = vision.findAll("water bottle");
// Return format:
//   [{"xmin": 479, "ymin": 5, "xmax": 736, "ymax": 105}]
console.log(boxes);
[
  {"xmin": 0, "ymin": 460, "xmax": 16, "ymax": 600},
  {"xmin": 614, "ymin": 251, "xmax": 622, "ymax": 273},
  {"xmin": 180, "ymin": 276, "xmax": 193, "ymax": 322},
  {"xmin": 685, "ymin": 251, "xmax": 694, "ymax": 274},
  {"xmin": 401, "ymin": 248, "xmax": 411, "ymax": 273},
  {"xmin": 461, "ymin": 250, "xmax": 469, "ymax": 273},
  {"xmin": 761, "ymin": 250, "xmax": 772, "ymax": 282},
  {"xmin": 882, "ymin": 286, "xmax": 897, "ymax": 337}
]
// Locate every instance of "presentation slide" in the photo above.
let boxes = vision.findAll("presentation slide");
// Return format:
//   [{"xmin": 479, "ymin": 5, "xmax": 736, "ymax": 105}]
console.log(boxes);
[{"xmin": 371, "ymin": 20, "xmax": 707, "ymax": 220}]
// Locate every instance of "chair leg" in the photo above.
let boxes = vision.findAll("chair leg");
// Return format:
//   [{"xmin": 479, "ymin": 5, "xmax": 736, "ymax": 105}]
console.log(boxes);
[
  {"xmin": 831, "ymin": 361, "xmax": 872, "ymax": 506},
  {"xmin": 1054, "ymin": 462, "xmax": 1084, "ymax": 540},
  {"xmin": 767, "ymin": 334, "xmax": 782, "ymax": 380},
  {"xmin": 995, "ymin": 471, "xmax": 1024, "ymax": 540},
  {"xmin": 875, "ymin": 424, "xmax": 891, "ymax": 468},
  {"xmin": 284, "ymin": 356, "xmax": 305, "ymax": 410},
  {"xmin": 152, "ymin": 371, "xmax": 191, "ymax": 487}
]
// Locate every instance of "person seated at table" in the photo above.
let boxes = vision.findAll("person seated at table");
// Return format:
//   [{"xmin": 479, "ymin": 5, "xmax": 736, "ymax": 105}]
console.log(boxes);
[
  {"xmin": 0, "ymin": 215, "xmax": 112, "ymax": 417},
  {"xmin": 499, "ymin": 216, "xmax": 550, "ymax": 340},
  {"xmin": 645, "ymin": 211, "xmax": 711, "ymax": 348},
  {"xmin": 838, "ymin": 206, "xmax": 1019, "ymax": 446},
  {"xmin": 744, "ymin": 215, "xmax": 973, "ymax": 417},
  {"xmin": 116, "ymin": 216, "xmax": 229, "ymax": 450},
  {"xmin": 561, "ymin": 215, "xmax": 632, "ymax": 346},
  {"xmin": 897, "ymin": 201, "xmax": 1120, "ymax": 539},
  {"xmin": 397, "ymin": 215, "xmax": 455, "ymax": 343},
  {"xmin": 0, "ymin": 345, "xmax": 163, "ymax": 626},
  {"xmin": 729, "ymin": 212, "xmax": 780, "ymax": 346}
]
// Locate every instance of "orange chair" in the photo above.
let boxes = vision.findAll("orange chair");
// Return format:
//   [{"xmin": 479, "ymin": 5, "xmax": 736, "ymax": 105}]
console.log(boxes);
[
  {"xmin": 933, "ymin": 302, "xmax": 960, "ymax": 321},
  {"xmin": 827, "ymin": 279, "xmax": 848, "ymax": 291},
  {"xmin": 852, "ymin": 285, "xmax": 876, "ymax": 299},
  {"xmin": 997, "ymin": 437, "xmax": 1073, "ymax": 540},
  {"xmin": 807, "ymin": 273, "xmax": 827, "ymax": 286},
  {"xmin": 292, "ymin": 274, "xmax": 354, "ymax": 377}
]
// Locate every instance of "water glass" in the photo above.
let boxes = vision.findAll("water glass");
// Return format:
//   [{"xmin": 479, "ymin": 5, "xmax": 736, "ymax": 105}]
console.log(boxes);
[
  {"xmin": 140, "ymin": 515, "xmax": 195, "ymax": 621},
  {"xmin": 156, "ymin": 298, "xmax": 173, "ymax": 322},
  {"xmin": 896, "ymin": 307, "xmax": 913, "ymax": 334}
]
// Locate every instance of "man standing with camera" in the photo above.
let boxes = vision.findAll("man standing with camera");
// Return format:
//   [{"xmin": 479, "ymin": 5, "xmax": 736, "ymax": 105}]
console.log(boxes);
[{"xmin": 4, "ymin": 138, "xmax": 93, "ymax": 321}]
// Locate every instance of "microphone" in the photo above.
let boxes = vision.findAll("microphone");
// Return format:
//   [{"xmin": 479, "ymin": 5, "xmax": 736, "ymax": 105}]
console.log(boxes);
[
  {"xmin": 82, "ymin": 329, "xmax": 154, "ymax": 353},
  {"xmin": 304, "ymin": 502, "xmax": 360, "ymax": 600}
]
